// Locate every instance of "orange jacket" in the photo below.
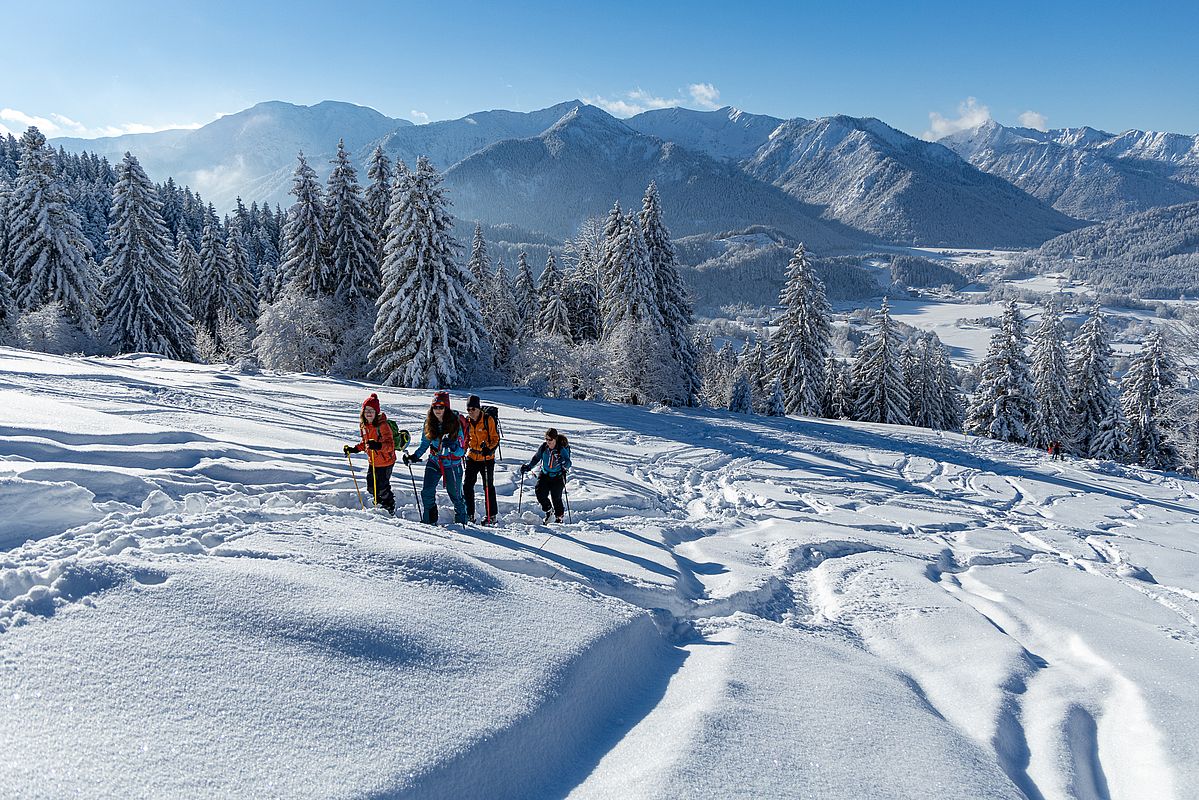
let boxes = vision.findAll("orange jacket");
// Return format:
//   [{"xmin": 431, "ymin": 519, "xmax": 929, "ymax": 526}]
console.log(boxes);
[
  {"xmin": 465, "ymin": 413, "xmax": 500, "ymax": 462},
  {"xmin": 353, "ymin": 414, "xmax": 397, "ymax": 467}
]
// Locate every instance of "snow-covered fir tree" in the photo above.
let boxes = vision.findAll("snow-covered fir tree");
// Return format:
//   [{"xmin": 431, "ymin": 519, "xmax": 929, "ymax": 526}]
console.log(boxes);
[
  {"xmin": 831, "ymin": 361, "xmax": 854, "ymax": 420},
  {"xmin": 764, "ymin": 377, "xmax": 787, "ymax": 417},
  {"xmin": 640, "ymin": 181, "xmax": 700, "ymax": 406},
  {"xmin": 769, "ymin": 244, "xmax": 831, "ymax": 416},
  {"xmin": 255, "ymin": 228, "xmax": 280, "ymax": 305},
  {"xmin": 820, "ymin": 353, "xmax": 841, "ymax": 418},
  {"xmin": 965, "ymin": 301, "xmax": 1036, "ymax": 444},
  {"xmin": 740, "ymin": 339, "xmax": 769, "ymax": 413},
  {"xmin": 1091, "ymin": 399, "xmax": 1129, "ymax": 462},
  {"xmin": 195, "ymin": 215, "xmax": 228, "ymax": 332},
  {"xmin": 851, "ymin": 298, "xmax": 910, "ymax": 425},
  {"xmin": 0, "ymin": 178, "xmax": 13, "ymax": 278},
  {"xmin": 222, "ymin": 229, "xmax": 256, "ymax": 325},
  {"xmin": 175, "ymin": 228, "xmax": 203, "ymax": 311},
  {"xmin": 927, "ymin": 334, "xmax": 964, "ymax": 431},
  {"xmin": 467, "ymin": 223, "xmax": 490, "ymax": 285},
  {"xmin": 370, "ymin": 156, "xmax": 481, "ymax": 388},
  {"xmin": 513, "ymin": 251, "xmax": 537, "ymax": 328},
  {"xmin": 1030, "ymin": 304, "xmax": 1071, "ymax": 450},
  {"xmin": 325, "ymin": 140, "xmax": 378, "ymax": 306},
  {"xmin": 365, "ymin": 146, "xmax": 392, "ymax": 270},
  {"xmin": 563, "ymin": 249, "xmax": 602, "ymax": 343},
  {"xmin": 0, "ymin": 264, "xmax": 16, "ymax": 344},
  {"xmin": 482, "ymin": 259, "xmax": 520, "ymax": 377},
  {"xmin": 8, "ymin": 127, "xmax": 98, "ymax": 331},
  {"xmin": 535, "ymin": 253, "xmax": 572, "ymax": 342},
  {"xmin": 278, "ymin": 152, "xmax": 328, "ymax": 297},
  {"xmin": 602, "ymin": 214, "xmax": 668, "ymax": 404},
  {"xmin": 1068, "ymin": 305, "xmax": 1117, "ymax": 458},
  {"xmin": 728, "ymin": 366, "xmax": 754, "ymax": 414},
  {"xmin": 98, "ymin": 153, "xmax": 195, "ymax": 360},
  {"xmin": 598, "ymin": 201, "xmax": 626, "ymax": 334},
  {"xmin": 1120, "ymin": 331, "xmax": 1180, "ymax": 470}
]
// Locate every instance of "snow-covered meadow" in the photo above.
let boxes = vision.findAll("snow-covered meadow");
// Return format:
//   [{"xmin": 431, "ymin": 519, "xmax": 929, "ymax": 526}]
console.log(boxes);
[{"xmin": 1, "ymin": 346, "xmax": 1197, "ymax": 799}]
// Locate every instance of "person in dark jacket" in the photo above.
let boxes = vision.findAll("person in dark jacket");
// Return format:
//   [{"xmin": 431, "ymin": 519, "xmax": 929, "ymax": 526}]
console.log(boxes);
[
  {"xmin": 463, "ymin": 395, "xmax": 500, "ymax": 524},
  {"xmin": 343, "ymin": 393, "xmax": 396, "ymax": 514},
  {"xmin": 520, "ymin": 428, "xmax": 572, "ymax": 524}
]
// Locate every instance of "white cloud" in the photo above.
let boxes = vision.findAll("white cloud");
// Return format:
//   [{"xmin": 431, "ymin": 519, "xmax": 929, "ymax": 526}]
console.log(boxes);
[
  {"xmin": 688, "ymin": 83, "xmax": 721, "ymax": 110},
  {"xmin": 1018, "ymin": 110, "xmax": 1048, "ymax": 131},
  {"xmin": 586, "ymin": 83, "xmax": 724, "ymax": 117},
  {"xmin": 923, "ymin": 97, "xmax": 991, "ymax": 140},
  {"xmin": 0, "ymin": 107, "xmax": 202, "ymax": 139},
  {"xmin": 410, "ymin": 109, "xmax": 430, "ymax": 124}
]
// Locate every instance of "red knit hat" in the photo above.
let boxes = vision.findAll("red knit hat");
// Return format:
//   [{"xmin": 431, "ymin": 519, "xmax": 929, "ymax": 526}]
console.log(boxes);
[
  {"xmin": 362, "ymin": 393, "xmax": 381, "ymax": 415},
  {"xmin": 431, "ymin": 391, "xmax": 450, "ymax": 408}
]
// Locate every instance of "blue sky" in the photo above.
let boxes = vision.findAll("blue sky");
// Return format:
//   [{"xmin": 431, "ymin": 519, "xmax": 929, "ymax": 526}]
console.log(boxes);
[{"xmin": 2, "ymin": 0, "xmax": 1197, "ymax": 139}]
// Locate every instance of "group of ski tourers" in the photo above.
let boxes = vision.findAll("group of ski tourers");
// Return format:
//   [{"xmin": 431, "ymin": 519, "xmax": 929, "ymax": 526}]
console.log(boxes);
[{"xmin": 342, "ymin": 392, "xmax": 573, "ymax": 526}]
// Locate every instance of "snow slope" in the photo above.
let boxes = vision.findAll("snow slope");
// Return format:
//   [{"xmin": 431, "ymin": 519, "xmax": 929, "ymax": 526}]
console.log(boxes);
[{"xmin": 1, "ymin": 347, "xmax": 1197, "ymax": 799}]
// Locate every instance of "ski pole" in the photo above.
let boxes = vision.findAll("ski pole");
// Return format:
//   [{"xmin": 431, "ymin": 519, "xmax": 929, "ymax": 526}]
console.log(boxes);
[
  {"xmin": 518, "ymin": 471, "xmax": 525, "ymax": 515},
  {"xmin": 565, "ymin": 484, "xmax": 572, "ymax": 525},
  {"xmin": 405, "ymin": 454, "xmax": 423, "ymax": 519},
  {"xmin": 345, "ymin": 452, "xmax": 365, "ymax": 509},
  {"xmin": 367, "ymin": 448, "xmax": 379, "ymax": 508}
]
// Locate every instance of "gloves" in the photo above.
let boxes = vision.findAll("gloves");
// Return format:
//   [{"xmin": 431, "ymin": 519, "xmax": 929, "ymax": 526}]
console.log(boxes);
[
  {"xmin": 480, "ymin": 446, "xmax": 494, "ymax": 457},
  {"xmin": 403, "ymin": 454, "xmax": 422, "ymax": 465},
  {"xmin": 367, "ymin": 440, "xmax": 382, "ymax": 451},
  {"xmin": 343, "ymin": 444, "xmax": 354, "ymax": 455},
  {"xmin": 519, "ymin": 464, "xmax": 530, "ymax": 475}
]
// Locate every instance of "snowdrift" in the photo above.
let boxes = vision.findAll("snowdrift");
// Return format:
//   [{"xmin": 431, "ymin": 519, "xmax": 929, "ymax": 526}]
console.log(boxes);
[{"xmin": 1, "ymin": 347, "xmax": 1196, "ymax": 799}]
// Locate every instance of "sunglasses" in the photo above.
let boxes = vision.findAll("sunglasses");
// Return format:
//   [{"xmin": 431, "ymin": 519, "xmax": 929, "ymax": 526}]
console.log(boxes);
[{"xmin": 433, "ymin": 404, "xmax": 447, "ymax": 410}]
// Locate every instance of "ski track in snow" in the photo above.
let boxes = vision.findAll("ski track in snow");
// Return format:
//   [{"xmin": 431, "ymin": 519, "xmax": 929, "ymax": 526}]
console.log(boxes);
[{"xmin": 1, "ymin": 347, "xmax": 1197, "ymax": 799}]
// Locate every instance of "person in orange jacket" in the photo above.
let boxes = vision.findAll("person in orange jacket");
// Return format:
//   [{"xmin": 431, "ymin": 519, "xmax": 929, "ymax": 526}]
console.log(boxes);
[
  {"xmin": 463, "ymin": 394, "xmax": 500, "ymax": 524},
  {"xmin": 343, "ymin": 393, "xmax": 396, "ymax": 514}
]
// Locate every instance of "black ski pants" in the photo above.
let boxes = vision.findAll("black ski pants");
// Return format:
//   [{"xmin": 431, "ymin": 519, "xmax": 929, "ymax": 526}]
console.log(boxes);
[
  {"xmin": 535, "ymin": 474, "xmax": 566, "ymax": 517},
  {"xmin": 464, "ymin": 459, "xmax": 497, "ymax": 519},
  {"xmin": 366, "ymin": 463, "xmax": 395, "ymax": 513}
]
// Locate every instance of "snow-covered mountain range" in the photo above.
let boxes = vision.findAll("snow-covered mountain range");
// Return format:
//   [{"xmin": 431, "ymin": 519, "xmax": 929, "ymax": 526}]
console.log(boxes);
[
  {"xmin": 941, "ymin": 120, "xmax": 1199, "ymax": 222},
  {"xmin": 2, "ymin": 348, "xmax": 1196, "ymax": 797},
  {"xmin": 746, "ymin": 115, "xmax": 1080, "ymax": 247},
  {"xmin": 47, "ymin": 98, "xmax": 1199, "ymax": 251}
]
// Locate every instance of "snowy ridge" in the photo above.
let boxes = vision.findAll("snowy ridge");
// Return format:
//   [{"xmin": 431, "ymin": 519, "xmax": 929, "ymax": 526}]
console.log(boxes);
[
  {"xmin": 1, "ymin": 347, "xmax": 1197, "ymax": 797},
  {"xmin": 941, "ymin": 120, "xmax": 1199, "ymax": 222}
]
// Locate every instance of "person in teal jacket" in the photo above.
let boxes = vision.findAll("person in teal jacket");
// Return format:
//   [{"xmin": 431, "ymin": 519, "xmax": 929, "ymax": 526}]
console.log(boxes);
[
  {"xmin": 404, "ymin": 391, "xmax": 469, "ymax": 524},
  {"xmin": 520, "ymin": 428, "xmax": 572, "ymax": 523}
]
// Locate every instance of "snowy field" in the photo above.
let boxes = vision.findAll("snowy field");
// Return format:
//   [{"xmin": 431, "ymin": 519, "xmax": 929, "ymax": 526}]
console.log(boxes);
[{"xmin": 2, "ymin": 347, "xmax": 1198, "ymax": 799}]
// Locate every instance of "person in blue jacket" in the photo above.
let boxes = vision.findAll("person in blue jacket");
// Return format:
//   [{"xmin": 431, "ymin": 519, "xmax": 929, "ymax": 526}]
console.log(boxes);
[
  {"xmin": 403, "ymin": 391, "xmax": 469, "ymax": 525},
  {"xmin": 520, "ymin": 428, "xmax": 572, "ymax": 523}
]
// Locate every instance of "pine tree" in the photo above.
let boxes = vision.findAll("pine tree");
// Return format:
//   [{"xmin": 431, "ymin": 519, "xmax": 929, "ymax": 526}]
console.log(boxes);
[
  {"xmin": 468, "ymin": 223, "xmax": 490, "ymax": 284},
  {"xmin": 831, "ymin": 361, "xmax": 853, "ymax": 420},
  {"xmin": 820, "ymin": 353, "xmax": 841, "ymax": 418},
  {"xmin": 536, "ymin": 253, "xmax": 572, "ymax": 341},
  {"xmin": 1120, "ymin": 330, "xmax": 1180, "ymax": 470},
  {"xmin": 851, "ymin": 298, "xmax": 910, "ymax": 425},
  {"xmin": 563, "ymin": 248, "xmax": 602, "ymax": 343},
  {"xmin": 1091, "ymin": 399, "xmax": 1129, "ymax": 462},
  {"xmin": 0, "ymin": 264, "xmax": 16, "ymax": 343},
  {"xmin": 278, "ymin": 152, "xmax": 328, "ymax": 297},
  {"xmin": 769, "ymin": 244, "xmax": 831, "ymax": 416},
  {"xmin": 370, "ymin": 156, "xmax": 481, "ymax": 388},
  {"xmin": 603, "ymin": 214, "xmax": 662, "ymax": 335},
  {"xmin": 9, "ymin": 127, "xmax": 98, "ymax": 330},
  {"xmin": 601, "ymin": 214, "xmax": 667, "ymax": 404},
  {"xmin": 728, "ymin": 366, "xmax": 754, "ymax": 414},
  {"xmin": 1031, "ymin": 304, "xmax": 1071, "ymax": 450},
  {"xmin": 254, "ymin": 227, "xmax": 280, "ymax": 304},
  {"xmin": 928, "ymin": 335, "xmax": 964, "ymax": 431},
  {"xmin": 325, "ymin": 140, "xmax": 378, "ymax": 306},
  {"xmin": 741, "ymin": 338, "xmax": 768, "ymax": 412},
  {"xmin": 196, "ymin": 215, "xmax": 229, "ymax": 333},
  {"xmin": 176, "ymin": 228, "xmax": 203, "ymax": 310},
  {"xmin": 222, "ymin": 229, "xmax": 256, "ymax": 325},
  {"xmin": 965, "ymin": 301, "xmax": 1035, "ymax": 444},
  {"xmin": 98, "ymin": 153, "xmax": 195, "ymax": 360},
  {"xmin": 513, "ymin": 251, "xmax": 537, "ymax": 327},
  {"xmin": 482, "ymin": 259, "xmax": 520, "ymax": 377},
  {"xmin": 764, "ymin": 377, "xmax": 787, "ymax": 417},
  {"xmin": 365, "ymin": 146, "xmax": 392, "ymax": 270},
  {"xmin": 1068, "ymin": 305, "xmax": 1117, "ymax": 458},
  {"xmin": 598, "ymin": 201, "xmax": 625, "ymax": 333},
  {"xmin": 640, "ymin": 181, "xmax": 700, "ymax": 405}
]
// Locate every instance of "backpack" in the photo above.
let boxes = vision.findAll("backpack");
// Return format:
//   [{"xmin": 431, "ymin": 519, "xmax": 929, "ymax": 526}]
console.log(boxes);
[{"xmin": 483, "ymin": 405, "xmax": 502, "ymax": 459}]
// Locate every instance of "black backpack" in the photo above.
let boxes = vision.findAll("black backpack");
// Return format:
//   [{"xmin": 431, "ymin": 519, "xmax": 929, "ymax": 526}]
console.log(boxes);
[{"xmin": 483, "ymin": 405, "xmax": 502, "ymax": 459}]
